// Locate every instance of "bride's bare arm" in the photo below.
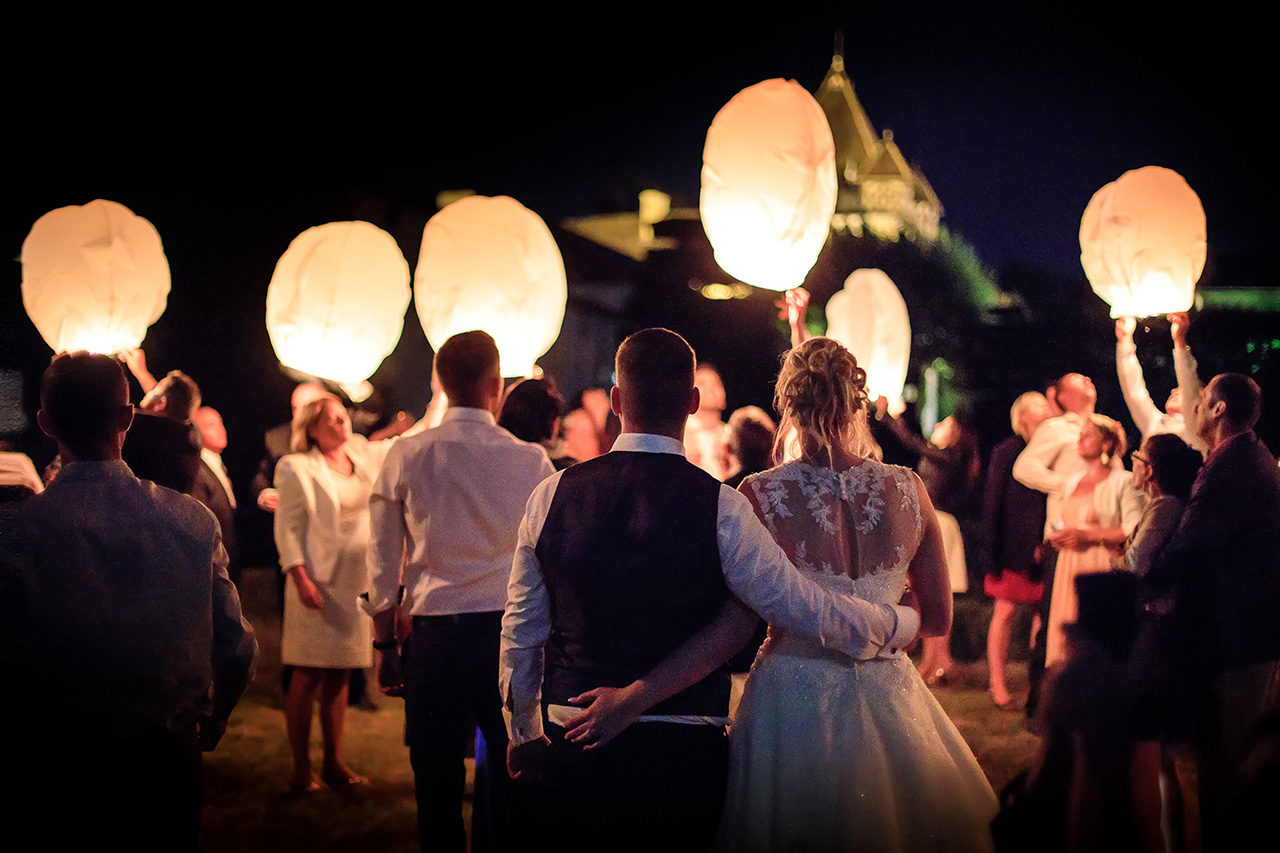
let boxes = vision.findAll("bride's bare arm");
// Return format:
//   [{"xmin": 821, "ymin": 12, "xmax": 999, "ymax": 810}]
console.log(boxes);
[
  {"xmin": 563, "ymin": 596, "xmax": 758, "ymax": 749},
  {"xmin": 906, "ymin": 474, "xmax": 953, "ymax": 638}
]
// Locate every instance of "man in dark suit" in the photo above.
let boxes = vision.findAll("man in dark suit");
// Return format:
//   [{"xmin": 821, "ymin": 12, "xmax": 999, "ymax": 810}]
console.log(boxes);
[
  {"xmin": 193, "ymin": 406, "xmax": 240, "ymax": 585},
  {"xmin": 1150, "ymin": 372, "xmax": 1280, "ymax": 847}
]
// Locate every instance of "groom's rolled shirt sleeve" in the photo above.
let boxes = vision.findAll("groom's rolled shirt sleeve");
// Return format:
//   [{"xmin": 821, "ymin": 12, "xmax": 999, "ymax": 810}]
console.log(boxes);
[
  {"xmin": 716, "ymin": 486, "xmax": 918, "ymax": 660},
  {"xmin": 499, "ymin": 471, "xmax": 563, "ymax": 746}
]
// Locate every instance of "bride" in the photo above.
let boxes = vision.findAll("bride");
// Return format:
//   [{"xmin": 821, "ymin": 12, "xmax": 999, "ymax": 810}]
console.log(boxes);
[{"xmin": 567, "ymin": 337, "xmax": 998, "ymax": 851}]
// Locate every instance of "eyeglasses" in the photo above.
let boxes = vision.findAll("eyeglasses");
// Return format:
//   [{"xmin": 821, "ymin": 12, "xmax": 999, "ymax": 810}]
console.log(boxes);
[{"xmin": 1131, "ymin": 451, "xmax": 1149, "ymax": 465}]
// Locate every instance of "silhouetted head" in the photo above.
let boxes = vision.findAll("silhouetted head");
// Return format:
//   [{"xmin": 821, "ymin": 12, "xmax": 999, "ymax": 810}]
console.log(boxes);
[
  {"xmin": 38, "ymin": 352, "xmax": 132, "ymax": 461},
  {"xmin": 435, "ymin": 331, "xmax": 502, "ymax": 410}
]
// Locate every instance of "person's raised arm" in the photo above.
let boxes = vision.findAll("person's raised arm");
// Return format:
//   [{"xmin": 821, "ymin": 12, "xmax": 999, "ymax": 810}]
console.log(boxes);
[
  {"xmin": 119, "ymin": 348, "xmax": 158, "ymax": 394},
  {"xmin": 776, "ymin": 287, "xmax": 811, "ymax": 348},
  {"xmin": 1115, "ymin": 317, "xmax": 1162, "ymax": 438},
  {"xmin": 1169, "ymin": 312, "xmax": 1206, "ymax": 452},
  {"xmin": 1012, "ymin": 418, "xmax": 1068, "ymax": 494}
]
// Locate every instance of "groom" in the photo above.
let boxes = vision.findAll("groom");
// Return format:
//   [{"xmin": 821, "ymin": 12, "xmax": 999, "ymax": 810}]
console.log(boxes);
[{"xmin": 499, "ymin": 328, "xmax": 920, "ymax": 850}]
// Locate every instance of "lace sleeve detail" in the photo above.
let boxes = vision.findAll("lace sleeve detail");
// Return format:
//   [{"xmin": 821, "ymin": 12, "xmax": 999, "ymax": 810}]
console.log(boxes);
[
  {"xmin": 746, "ymin": 475, "xmax": 792, "ymax": 538},
  {"xmin": 892, "ymin": 468, "xmax": 923, "ymax": 540}
]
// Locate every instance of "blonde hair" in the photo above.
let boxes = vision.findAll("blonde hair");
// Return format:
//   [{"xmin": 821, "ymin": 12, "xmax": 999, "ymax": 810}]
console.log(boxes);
[
  {"xmin": 1086, "ymin": 413, "xmax": 1127, "ymax": 464},
  {"xmin": 773, "ymin": 337, "xmax": 875, "ymax": 466},
  {"xmin": 290, "ymin": 393, "xmax": 344, "ymax": 453},
  {"xmin": 1010, "ymin": 391, "xmax": 1049, "ymax": 441}
]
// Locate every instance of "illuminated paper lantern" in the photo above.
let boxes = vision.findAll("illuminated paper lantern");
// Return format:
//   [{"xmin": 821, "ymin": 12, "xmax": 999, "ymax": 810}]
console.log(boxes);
[
  {"xmin": 415, "ymin": 195, "xmax": 566, "ymax": 377},
  {"xmin": 21, "ymin": 199, "xmax": 170, "ymax": 354},
  {"xmin": 700, "ymin": 78, "xmax": 837, "ymax": 292},
  {"xmin": 825, "ymin": 269, "xmax": 911, "ymax": 406},
  {"xmin": 266, "ymin": 221, "xmax": 410, "ymax": 386},
  {"xmin": 1080, "ymin": 166, "xmax": 1206, "ymax": 318}
]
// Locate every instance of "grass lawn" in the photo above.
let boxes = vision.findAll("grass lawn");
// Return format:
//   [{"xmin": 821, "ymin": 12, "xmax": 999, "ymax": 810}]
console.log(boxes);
[{"xmin": 201, "ymin": 570, "xmax": 1042, "ymax": 851}]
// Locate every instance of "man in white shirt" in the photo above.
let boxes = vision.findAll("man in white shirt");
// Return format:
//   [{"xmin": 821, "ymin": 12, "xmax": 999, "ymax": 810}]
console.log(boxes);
[
  {"xmin": 1115, "ymin": 311, "xmax": 1207, "ymax": 453},
  {"xmin": 500, "ymin": 328, "xmax": 920, "ymax": 849},
  {"xmin": 1011, "ymin": 371, "xmax": 1098, "ymax": 716},
  {"xmin": 367, "ymin": 331, "xmax": 554, "ymax": 853}
]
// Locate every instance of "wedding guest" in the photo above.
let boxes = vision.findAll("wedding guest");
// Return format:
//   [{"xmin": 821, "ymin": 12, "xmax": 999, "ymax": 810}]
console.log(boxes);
[
  {"xmin": 983, "ymin": 392, "xmax": 1054, "ymax": 709},
  {"xmin": 499, "ymin": 377, "xmax": 574, "ymax": 469},
  {"xmin": 274, "ymin": 393, "xmax": 393, "ymax": 791},
  {"xmin": 1146, "ymin": 373, "xmax": 1280, "ymax": 849},
  {"xmin": 1043, "ymin": 415, "xmax": 1143, "ymax": 669},
  {"xmin": 14, "ymin": 352, "xmax": 256, "ymax": 850},
  {"xmin": 368, "ymin": 331, "xmax": 554, "ymax": 852},
  {"xmin": 123, "ymin": 368, "xmax": 203, "ymax": 494},
  {"xmin": 193, "ymin": 406, "xmax": 240, "ymax": 584},
  {"xmin": 724, "ymin": 405, "xmax": 776, "ymax": 488},
  {"xmin": 1119, "ymin": 432, "xmax": 1203, "ymax": 853},
  {"xmin": 683, "ymin": 363, "xmax": 730, "ymax": 479}
]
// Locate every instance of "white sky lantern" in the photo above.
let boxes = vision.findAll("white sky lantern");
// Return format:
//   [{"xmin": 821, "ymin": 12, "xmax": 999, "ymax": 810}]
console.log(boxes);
[
  {"xmin": 700, "ymin": 78, "xmax": 837, "ymax": 292},
  {"xmin": 21, "ymin": 199, "xmax": 170, "ymax": 354},
  {"xmin": 825, "ymin": 268, "xmax": 911, "ymax": 410},
  {"xmin": 415, "ymin": 195, "xmax": 566, "ymax": 378},
  {"xmin": 1080, "ymin": 166, "xmax": 1206, "ymax": 318},
  {"xmin": 266, "ymin": 221, "xmax": 411, "ymax": 391}
]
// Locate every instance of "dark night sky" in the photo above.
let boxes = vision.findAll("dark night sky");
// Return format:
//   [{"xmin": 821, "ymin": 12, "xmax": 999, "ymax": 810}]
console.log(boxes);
[{"xmin": 2, "ymin": 8, "xmax": 1274, "ymax": 463}]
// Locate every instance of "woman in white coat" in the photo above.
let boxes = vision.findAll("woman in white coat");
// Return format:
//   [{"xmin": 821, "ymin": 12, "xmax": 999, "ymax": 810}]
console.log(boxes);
[
  {"xmin": 275, "ymin": 393, "xmax": 393, "ymax": 790},
  {"xmin": 1043, "ymin": 414, "xmax": 1145, "ymax": 668}
]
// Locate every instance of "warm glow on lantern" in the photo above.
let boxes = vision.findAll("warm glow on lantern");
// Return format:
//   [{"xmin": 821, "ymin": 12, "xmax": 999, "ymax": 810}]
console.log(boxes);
[
  {"xmin": 700, "ymin": 79, "xmax": 837, "ymax": 292},
  {"xmin": 414, "ymin": 195, "xmax": 566, "ymax": 378},
  {"xmin": 825, "ymin": 269, "xmax": 911, "ymax": 407},
  {"xmin": 21, "ymin": 199, "xmax": 170, "ymax": 354},
  {"xmin": 266, "ymin": 221, "xmax": 410, "ymax": 386},
  {"xmin": 1080, "ymin": 166, "xmax": 1206, "ymax": 318}
]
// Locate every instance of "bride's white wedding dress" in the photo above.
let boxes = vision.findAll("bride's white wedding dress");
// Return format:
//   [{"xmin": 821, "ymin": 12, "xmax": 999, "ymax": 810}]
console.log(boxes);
[{"xmin": 718, "ymin": 460, "xmax": 998, "ymax": 852}]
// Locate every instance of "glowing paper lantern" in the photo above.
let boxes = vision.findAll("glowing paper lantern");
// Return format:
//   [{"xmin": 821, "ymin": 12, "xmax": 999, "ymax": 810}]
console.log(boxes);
[
  {"xmin": 1080, "ymin": 166, "xmax": 1206, "ymax": 318},
  {"xmin": 825, "ymin": 269, "xmax": 911, "ymax": 406},
  {"xmin": 21, "ymin": 199, "xmax": 170, "ymax": 354},
  {"xmin": 700, "ymin": 78, "xmax": 837, "ymax": 292},
  {"xmin": 415, "ymin": 195, "xmax": 566, "ymax": 378},
  {"xmin": 266, "ymin": 221, "xmax": 410, "ymax": 387}
]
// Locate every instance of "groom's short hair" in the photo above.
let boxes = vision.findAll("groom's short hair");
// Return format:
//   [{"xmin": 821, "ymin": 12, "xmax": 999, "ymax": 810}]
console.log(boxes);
[
  {"xmin": 615, "ymin": 328, "xmax": 696, "ymax": 431},
  {"xmin": 435, "ymin": 330, "xmax": 501, "ymax": 406}
]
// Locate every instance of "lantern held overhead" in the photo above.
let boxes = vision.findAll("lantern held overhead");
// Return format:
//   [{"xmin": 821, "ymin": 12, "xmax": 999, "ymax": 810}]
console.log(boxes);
[
  {"xmin": 414, "ymin": 195, "xmax": 566, "ymax": 378},
  {"xmin": 266, "ymin": 221, "xmax": 411, "ymax": 388},
  {"xmin": 21, "ymin": 199, "xmax": 171, "ymax": 355},
  {"xmin": 825, "ymin": 268, "xmax": 911, "ymax": 409},
  {"xmin": 1079, "ymin": 166, "xmax": 1206, "ymax": 318},
  {"xmin": 700, "ymin": 78, "xmax": 837, "ymax": 292}
]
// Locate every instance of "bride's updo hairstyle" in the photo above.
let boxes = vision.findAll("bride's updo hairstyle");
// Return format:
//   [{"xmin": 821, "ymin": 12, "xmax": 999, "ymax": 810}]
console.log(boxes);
[{"xmin": 773, "ymin": 336, "xmax": 875, "ymax": 466}]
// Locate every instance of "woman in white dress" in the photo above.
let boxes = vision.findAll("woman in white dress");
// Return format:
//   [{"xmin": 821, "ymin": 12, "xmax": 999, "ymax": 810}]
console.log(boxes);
[
  {"xmin": 275, "ymin": 394, "xmax": 393, "ymax": 790},
  {"xmin": 567, "ymin": 338, "xmax": 998, "ymax": 851}
]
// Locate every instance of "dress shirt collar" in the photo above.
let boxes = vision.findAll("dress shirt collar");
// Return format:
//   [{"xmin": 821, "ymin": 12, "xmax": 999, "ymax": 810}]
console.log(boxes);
[
  {"xmin": 611, "ymin": 432, "xmax": 686, "ymax": 456},
  {"xmin": 441, "ymin": 406, "xmax": 497, "ymax": 427},
  {"xmin": 51, "ymin": 459, "xmax": 134, "ymax": 484}
]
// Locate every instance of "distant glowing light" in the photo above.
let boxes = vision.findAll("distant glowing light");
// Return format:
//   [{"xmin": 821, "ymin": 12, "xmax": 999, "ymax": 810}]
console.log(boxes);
[
  {"xmin": 700, "ymin": 78, "xmax": 837, "ymax": 293},
  {"xmin": 21, "ymin": 199, "xmax": 170, "ymax": 355},
  {"xmin": 266, "ymin": 221, "xmax": 411, "ymax": 386},
  {"xmin": 414, "ymin": 195, "xmax": 566, "ymax": 378},
  {"xmin": 1080, "ymin": 166, "xmax": 1206, "ymax": 318},
  {"xmin": 824, "ymin": 269, "xmax": 911, "ymax": 410}
]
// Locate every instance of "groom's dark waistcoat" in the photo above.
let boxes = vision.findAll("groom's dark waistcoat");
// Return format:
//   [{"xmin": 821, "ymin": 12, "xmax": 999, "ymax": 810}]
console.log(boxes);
[{"xmin": 535, "ymin": 450, "xmax": 730, "ymax": 717}]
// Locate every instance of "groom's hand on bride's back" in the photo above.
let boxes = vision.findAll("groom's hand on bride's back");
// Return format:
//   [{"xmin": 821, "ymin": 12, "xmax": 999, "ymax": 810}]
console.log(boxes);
[{"xmin": 507, "ymin": 736, "xmax": 550, "ymax": 784}]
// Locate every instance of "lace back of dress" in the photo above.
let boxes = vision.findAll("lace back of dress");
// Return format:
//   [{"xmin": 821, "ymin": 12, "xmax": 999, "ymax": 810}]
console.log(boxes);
[{"xmin": 746, "ymin": 460, "xmax": 922, "ymax": 604}]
